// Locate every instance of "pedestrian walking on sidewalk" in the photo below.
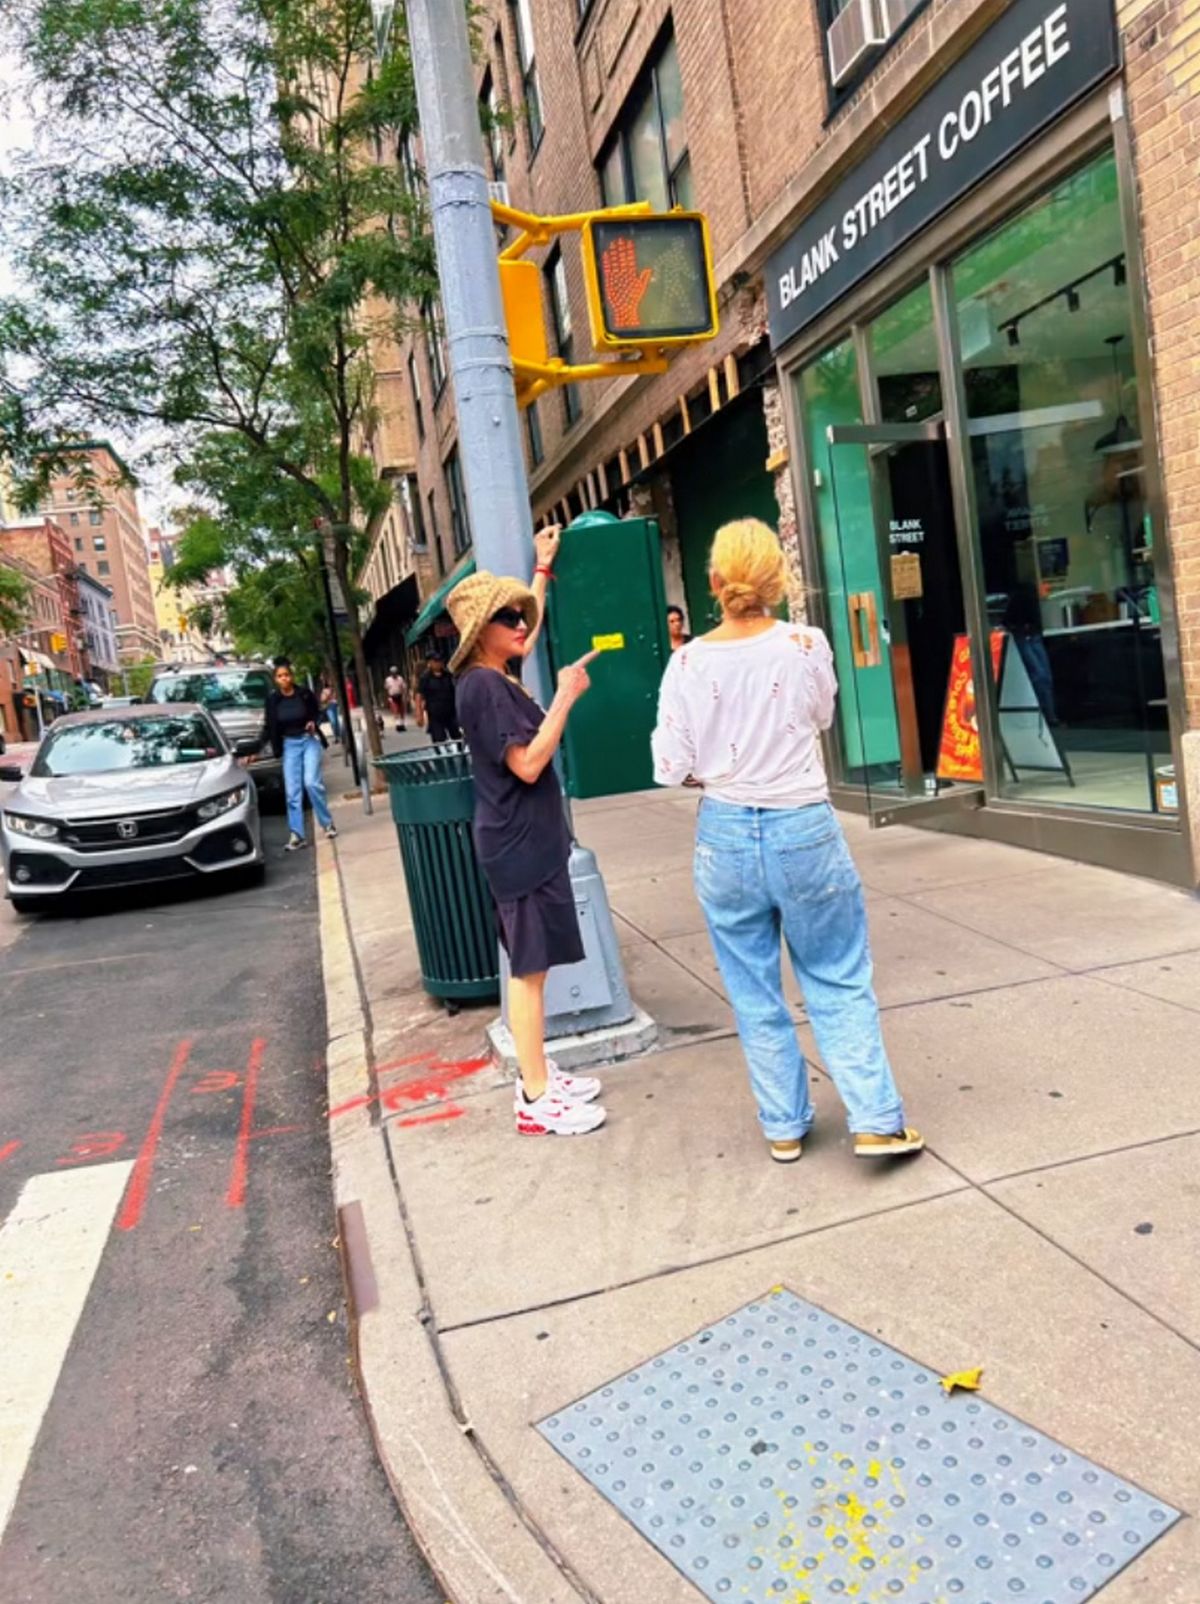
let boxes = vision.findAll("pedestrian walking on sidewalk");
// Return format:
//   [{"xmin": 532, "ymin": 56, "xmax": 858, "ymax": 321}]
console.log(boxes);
[
  {"xmin": 448, "ymin": 527, "xmax": 606, "ymax": 1138},
  {"xmin": 384, "ymin": 665, "xmax": 408, "ymax": 732},
  {"xmin": 267, "ymin": 658, "xmax": 338, "ymax": 852},
  {"xmin": 414, "ymin": 656, "xmax": 460, "ymax": 744},
  {"xmin": 651, "ymin": 519, "xmax": 922, "ymax": 1166},
  {"xmin": 319, "ymin": 679, "xmax": 341, "ymax": 743}
]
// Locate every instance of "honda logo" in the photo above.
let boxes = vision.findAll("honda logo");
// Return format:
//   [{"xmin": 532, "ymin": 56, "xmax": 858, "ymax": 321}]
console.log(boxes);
[{"xmin": 116, "ymin": 819, "xmax": 139, "ymax": 840}]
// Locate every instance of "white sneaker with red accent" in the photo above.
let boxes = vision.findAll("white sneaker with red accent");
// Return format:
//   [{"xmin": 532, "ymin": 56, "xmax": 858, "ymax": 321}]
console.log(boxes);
[
  {"xmin": 515, "ymin": 1087, "xmax": 607, "ymax": 1136},
  {"xmin": 511, "ymin": 1061, "xmax": 602, "ymax": 1112}
]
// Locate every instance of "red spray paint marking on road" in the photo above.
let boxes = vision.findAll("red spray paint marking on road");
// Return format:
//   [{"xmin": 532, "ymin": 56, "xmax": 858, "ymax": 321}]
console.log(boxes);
[
  {"xmin": 0, "ymin": 1139, "xmax": 22, "ymax": 1164},
  {"xmin": 225, "ymin": 1037, "xmax": 267, "ymax": 1208},
  {"xmin": 117, "ymin": 1039, "xmax": 194, "ymax": 1232},
  {"xmin": 191, "ymin": 1070, "xmax": 240, "ymax": 1095},
  {"xmin": 57, "ymin": 1131, "xmax": 127, "ymax": 1166}
]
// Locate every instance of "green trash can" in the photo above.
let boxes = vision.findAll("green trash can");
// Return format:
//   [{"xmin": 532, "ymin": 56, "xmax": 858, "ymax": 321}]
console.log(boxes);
[{"xmin": 375, "ymin": 744, "xmax": 499, "ymax": 1004}]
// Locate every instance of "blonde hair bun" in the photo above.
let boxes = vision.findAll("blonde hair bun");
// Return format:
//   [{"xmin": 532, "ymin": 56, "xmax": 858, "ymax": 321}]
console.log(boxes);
[{"xmin": 710, "ymin": 518, "xmax": 787, "ymax": 617}]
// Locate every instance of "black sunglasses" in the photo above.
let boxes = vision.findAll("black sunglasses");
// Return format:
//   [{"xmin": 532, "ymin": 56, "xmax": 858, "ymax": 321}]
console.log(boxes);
[{"xmin": 490, "ymin": 607, "xmax": 526, "ymax": 630}]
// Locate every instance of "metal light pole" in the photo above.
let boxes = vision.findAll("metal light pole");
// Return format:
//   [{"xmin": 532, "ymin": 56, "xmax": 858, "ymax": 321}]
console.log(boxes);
[{"xmin": 402, "ymin": 0, "xmax": 655, "ymax": 1067}]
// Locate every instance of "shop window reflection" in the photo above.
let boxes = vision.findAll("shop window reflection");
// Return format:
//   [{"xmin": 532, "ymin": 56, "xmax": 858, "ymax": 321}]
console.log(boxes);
[{"xmin": 951, "ymin": 150, "xmax": 1170, "ymax": 816}]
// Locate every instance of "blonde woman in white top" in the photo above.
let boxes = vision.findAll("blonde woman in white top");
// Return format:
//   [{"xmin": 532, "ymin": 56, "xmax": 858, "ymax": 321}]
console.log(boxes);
[{"xmin": 651, "ymin": 518, "xmax": 923, "ymax": 1166}]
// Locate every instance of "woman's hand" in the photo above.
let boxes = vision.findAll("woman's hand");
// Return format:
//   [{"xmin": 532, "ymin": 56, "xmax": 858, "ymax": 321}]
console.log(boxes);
[
  {"xmin": 556, "ymin": 649, "xmax": 599, "ymax": 707},
  {"xmin": 534, "ymin": 525, "xmax": 562, "ymax": 570}
]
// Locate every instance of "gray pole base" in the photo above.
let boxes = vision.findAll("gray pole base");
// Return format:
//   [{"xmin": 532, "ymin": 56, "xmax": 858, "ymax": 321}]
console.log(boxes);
[
  {"xmin": 492, "ymin": 842, "xmax": 659, "ymax": 1072},
  {"xmin": 488, "ymin": 1007, "xmax": 659, "ymax": 1078}
]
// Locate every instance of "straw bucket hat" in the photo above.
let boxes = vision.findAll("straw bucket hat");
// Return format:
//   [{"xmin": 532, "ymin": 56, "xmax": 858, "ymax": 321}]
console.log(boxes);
[{"xmin": 447, "ymin": 570, "xmax": 538, "ymax": 674}]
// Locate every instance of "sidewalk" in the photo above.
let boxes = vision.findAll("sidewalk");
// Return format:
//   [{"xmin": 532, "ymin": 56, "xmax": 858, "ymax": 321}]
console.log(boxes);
[{"xmin": 320, "ymin": 759, "xmax": 1200, "ymax": 1604}]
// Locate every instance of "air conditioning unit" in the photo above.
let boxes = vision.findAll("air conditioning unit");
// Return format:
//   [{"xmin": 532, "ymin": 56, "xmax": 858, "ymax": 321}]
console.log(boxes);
[
  {"xmin": 880, "ymin": 0, "xmax": 924, "ymax": 33},
  {"xmin": 827, "ymin": 0, "xmax": 888, "ymax": 88},
  {"xmin": 488, "ymin": 180, "xmax": 510, "ymax": 208}
]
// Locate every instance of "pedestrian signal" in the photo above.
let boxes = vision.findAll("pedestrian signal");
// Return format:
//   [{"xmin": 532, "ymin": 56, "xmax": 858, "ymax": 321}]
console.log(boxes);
[{"xmin": 582, "ymin": 213, "xmax": 718, "ymax": 351}]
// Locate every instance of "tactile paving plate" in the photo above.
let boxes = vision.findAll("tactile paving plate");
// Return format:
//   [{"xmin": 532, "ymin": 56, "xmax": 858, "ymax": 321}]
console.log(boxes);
[{"xmin": 537, "ymin": 1289, "xmax": 1180, "ymax": 1603}]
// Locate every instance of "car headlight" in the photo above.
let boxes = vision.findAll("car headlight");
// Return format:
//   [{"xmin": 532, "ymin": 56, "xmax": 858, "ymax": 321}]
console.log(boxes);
[
  {"xmin": 3, "ymin": 811, "xmax": 60, "ymax": 840},
  {"xmin": 3, "ymin": 808, "xmax": 60, "ymax": 846},
  {"xmin": 197, "ymin": 785, "xmax": 248, "ymax": 822}
]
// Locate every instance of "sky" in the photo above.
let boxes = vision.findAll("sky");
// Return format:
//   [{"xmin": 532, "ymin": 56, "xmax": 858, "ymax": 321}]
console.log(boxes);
[{"xmin": 0, "ymin": 53, "xmax": 172, "ymax": 532}]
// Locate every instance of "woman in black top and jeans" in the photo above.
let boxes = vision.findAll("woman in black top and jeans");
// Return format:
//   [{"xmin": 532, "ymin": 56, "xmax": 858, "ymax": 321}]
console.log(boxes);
[
  {"xmin": 448, "ymin": 528, "xmax": 606, "ymax": 1138},
  {"xmin": 266, "ymin": 658, "xmax": 336, "ymax": 852}
]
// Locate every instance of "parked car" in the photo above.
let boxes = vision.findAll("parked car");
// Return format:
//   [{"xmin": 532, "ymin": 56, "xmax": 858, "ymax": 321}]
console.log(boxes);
[
  {"xmin": 0, "ymin": 704, "xmax": 263, "ymax": 912},
  {"xmin": 147, "ymin": 663, "xmax": 282, "ymax": 799}
]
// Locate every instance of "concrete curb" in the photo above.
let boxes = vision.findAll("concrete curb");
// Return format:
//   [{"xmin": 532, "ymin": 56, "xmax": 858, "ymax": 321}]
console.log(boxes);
[{"xmin": 315, "ymin": 836, "xmax": 591, "ymax": 1604}]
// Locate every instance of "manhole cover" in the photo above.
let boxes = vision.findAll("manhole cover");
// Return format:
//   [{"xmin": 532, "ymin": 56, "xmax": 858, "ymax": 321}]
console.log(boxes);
[{"xmin": 537, "ymin": 1290, "xmax": 1179, "ymax": 1602}]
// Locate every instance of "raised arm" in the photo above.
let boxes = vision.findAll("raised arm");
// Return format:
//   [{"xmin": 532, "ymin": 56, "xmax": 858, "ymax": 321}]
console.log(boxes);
[{"xmin": 518, "ymin": 524, "xmax": 562, "ymax": 660}]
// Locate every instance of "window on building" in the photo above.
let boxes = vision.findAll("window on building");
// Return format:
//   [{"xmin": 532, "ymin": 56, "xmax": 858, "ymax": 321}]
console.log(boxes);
[
  {"xmin": 526, "ymin": 399, "xmax": 544, "ymax": 467},
  {"xmin": 598, "ymin": 30, "xmax": 691, "ymax": 212},
  {"xmin": 819, "ymin": 0, "xmax": 930, "ymax": 105},
  {"xmin": 98, "ymin": 560, "xmax": 110, "ymax": 576},
  {"xmin": 427, "ymin": 490, "xmax": 446, "ymax": 575},
  {"xmin": 74, "ymin": 537, "xmax": 83, "ymax": 552},
  {"xmin": 546, "ymin": 249, "xmax": 582, "ymax": 428},
  {"xmin": 401, "ymin": 474, "xmax": 427, "ymax": 550},
  {"xmin": 408, "ymin": 351, "xmax": 425, "ymax": 439},
  {"xmin": 481, "ymin": 70, "xmax": 505, "ymax": 185},
  {"xmin": 398, "ymin": 131, "xmax": 420, "ymax": 195},
  {"xmin": 89, "ymin": 508, "xmax": 103, "ymax": 526},
  {"xmin": 444, "ymin": 449, "xmax": 471, "ymax": 558},
  {"xmin": 69, "ymin": 511, "xmax": 79, "ymax": 526},
  {"xmin": 93, "ymin": 534, "xmax": 106, "ymax": 552},
  {"xmin": 508, "ymin": 0, "xmax": 543, "ymax": 152},
  {"xmin": 423, "ymin": 300, "xmax": 448, "ymax": 395}
]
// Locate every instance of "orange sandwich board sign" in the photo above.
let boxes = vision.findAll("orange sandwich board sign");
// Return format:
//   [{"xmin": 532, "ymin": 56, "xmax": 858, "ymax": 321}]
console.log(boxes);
[{"xmin": 937, "ymin": 631, "xmax": 1004, "ymax": 783}]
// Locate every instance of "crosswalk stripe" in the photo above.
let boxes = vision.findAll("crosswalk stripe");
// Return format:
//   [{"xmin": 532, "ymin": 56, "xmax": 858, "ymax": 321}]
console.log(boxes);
[{"xmin": 0, "ymin": 1161, "xmax": 134, "ymax": 1540}]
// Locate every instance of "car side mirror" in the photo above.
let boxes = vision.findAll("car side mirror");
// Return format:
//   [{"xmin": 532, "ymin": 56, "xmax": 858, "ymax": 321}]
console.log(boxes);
[
  {"xmin": 0, "ymin": 764, "xmax": 24, "ymax": 783},
  {"xmin": 234, "ymin": 738, "xmax": 260, "ymax": 756},
  {"xmin": 129, "ymin": 696, "xmax": 143, "ymax": 705}
]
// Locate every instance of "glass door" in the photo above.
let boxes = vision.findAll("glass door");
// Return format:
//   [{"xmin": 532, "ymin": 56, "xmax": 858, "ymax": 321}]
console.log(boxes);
[{"xmin": 826, "ymin": 419, "xmax": 984, "ymax": 825}]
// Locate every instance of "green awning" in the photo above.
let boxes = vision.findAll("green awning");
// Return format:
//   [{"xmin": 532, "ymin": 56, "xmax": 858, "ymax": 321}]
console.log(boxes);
[{"xmin": 404, "ymin": 555, "xmax": 475, "ymax": 647}]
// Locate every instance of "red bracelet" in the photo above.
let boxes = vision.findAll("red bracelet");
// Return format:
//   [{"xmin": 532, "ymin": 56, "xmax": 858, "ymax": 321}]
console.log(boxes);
[{"xmin": 535, "ymin": 565, "xmax": 556, "ymax": 580}]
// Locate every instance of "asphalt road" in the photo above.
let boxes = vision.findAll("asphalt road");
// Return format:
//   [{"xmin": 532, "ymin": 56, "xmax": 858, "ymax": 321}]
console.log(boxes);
[{"xmin": 0, "ymin": 802, "xmax": 444, "ymax": 1604}]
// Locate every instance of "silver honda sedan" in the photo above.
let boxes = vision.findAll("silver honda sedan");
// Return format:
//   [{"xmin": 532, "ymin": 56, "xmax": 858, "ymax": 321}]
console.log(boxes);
[{"xmin": 0, "ymin": 704, "xmax": 264, "ymax": 912}]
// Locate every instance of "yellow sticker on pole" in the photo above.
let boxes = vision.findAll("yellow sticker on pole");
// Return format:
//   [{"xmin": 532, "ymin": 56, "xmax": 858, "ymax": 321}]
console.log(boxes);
[{"xmin": 591, "ymin": 633, "xmax": 625, "ymax": 652}]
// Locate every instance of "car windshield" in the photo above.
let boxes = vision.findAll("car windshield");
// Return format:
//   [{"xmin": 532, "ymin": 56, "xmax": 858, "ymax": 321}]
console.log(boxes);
[
  {"xmin": 149, "ymin": 669, "xmax": 270, "ymax": 711},
  {"xmin": 34, "ymin": 716, "xmax": 223, "ymax": 776}
]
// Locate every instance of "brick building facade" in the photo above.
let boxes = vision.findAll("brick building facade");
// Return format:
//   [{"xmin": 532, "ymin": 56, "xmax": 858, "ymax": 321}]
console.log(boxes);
[
  {"xmin": 41, "ymin": 443, "xmax": 159, "ymax": 663},
  {"xmin": 377, "ymin": 0, "xmax": 1200, "ymax": 883}
]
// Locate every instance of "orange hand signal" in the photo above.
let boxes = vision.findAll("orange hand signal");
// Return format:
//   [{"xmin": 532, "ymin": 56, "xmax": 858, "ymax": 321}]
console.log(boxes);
[{"xmin": 600, "ymin": 234, "xmax": 654, "ymax": 329}]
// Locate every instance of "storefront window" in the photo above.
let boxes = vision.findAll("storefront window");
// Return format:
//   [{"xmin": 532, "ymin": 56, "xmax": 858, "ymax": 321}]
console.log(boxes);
[
  {"xmin": 799, "ymin": 340, "xmax": 901, "ymax": 788},
  {"xmin": 951, "ymin": 150, "xmax": 1169, "ymax": 815},
  {"xmin": 870, "ymin": 279, "xmax": 941, "ymax": 424}
]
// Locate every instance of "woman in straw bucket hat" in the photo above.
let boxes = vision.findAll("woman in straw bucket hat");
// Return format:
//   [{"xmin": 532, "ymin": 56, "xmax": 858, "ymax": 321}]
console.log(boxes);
[
  {"xmin": 449, "ymin": 526, "xmax": 607, "ymax": 1138},
  {"xmin": 652, "ymin": 518, "xmax": 922, "ymax": 1168}
]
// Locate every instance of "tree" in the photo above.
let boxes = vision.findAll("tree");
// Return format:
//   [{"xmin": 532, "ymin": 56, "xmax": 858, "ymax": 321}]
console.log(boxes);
[
  {"xmin": 0, "ymin": 0, "xmax": 437, "ymax": 762},
  {"xmin": 0, "ymin": 563, "xmax": 32, "ymax": 639}
]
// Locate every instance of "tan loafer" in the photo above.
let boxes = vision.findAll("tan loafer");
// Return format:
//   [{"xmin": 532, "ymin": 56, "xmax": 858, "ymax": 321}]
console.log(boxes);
[
  {"xmin": 854, "ymin": 1127, "xmax": 924, "ymax": 1158},
  {"xmin": 769, "ymin": 1139, "xmax": 803, "ymax": 1164}
]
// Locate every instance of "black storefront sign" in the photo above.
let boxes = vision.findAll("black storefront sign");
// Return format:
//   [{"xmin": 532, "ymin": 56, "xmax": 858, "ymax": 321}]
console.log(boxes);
[{"xmin": 766, "ymin": 0, "xmax": 1119, "ymax": 351}]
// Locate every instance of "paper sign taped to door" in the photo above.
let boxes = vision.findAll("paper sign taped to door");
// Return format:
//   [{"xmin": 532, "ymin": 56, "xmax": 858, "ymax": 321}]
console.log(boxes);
[
  {"xmin": 591, "ymin": 633, "xmax": 625, "ymax": 651},
  {"xmin": 890, "ymin": 551, "xmax": 923, "ymax": 600}
]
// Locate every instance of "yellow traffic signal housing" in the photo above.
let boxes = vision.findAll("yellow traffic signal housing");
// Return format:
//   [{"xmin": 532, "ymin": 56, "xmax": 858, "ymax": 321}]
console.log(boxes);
[
  {"xmin": 499, "ymin": 258, "xmax": 548, "ymax": 370},
  {"xmin": 582, "ymin": 212, "xmax": 718, "ymax": 351}
]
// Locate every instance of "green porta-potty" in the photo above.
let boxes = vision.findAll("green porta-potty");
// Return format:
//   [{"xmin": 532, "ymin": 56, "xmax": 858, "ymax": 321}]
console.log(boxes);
[{"xmin": 375, "ymin": 745, "xmax": 499, "ymax": 1004}]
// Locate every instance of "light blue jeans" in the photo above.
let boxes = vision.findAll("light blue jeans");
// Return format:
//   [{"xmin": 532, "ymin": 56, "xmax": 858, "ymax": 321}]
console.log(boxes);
[
  {"xmin": 694, "ymin": 799, "xmax": 905, "ymax": 1141},
  {"xmin": 282, "ymin": 734, "xmax": 333, "ymax": 839}
]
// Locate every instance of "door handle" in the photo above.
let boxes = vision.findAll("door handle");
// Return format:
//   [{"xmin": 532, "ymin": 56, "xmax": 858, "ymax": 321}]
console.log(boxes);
[{"xmin": 849, "ymin": 592, "xmax": 882, "ymax": 668}]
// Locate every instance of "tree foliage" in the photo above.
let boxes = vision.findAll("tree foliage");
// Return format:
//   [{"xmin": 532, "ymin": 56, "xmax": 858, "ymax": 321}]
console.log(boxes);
[
  {"xmin": 0, "ymin": 562, "xmax": 32, "ymax": 639},
  {"xmin": 0, "ymin": 0, "xmax": 437, "ymax": 755}
]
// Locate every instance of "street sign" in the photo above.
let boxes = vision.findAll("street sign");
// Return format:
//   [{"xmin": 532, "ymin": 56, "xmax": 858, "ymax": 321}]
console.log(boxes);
[{"xmin": 582, "ymin": 213, "xmax": 718, "ymax": 351}]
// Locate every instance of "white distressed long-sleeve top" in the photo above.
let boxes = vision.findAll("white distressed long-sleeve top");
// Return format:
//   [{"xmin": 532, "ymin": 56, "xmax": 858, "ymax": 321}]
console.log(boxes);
[{"xmin": 650, "ymin": 621, "xmax": 838, "ymax": 808}]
